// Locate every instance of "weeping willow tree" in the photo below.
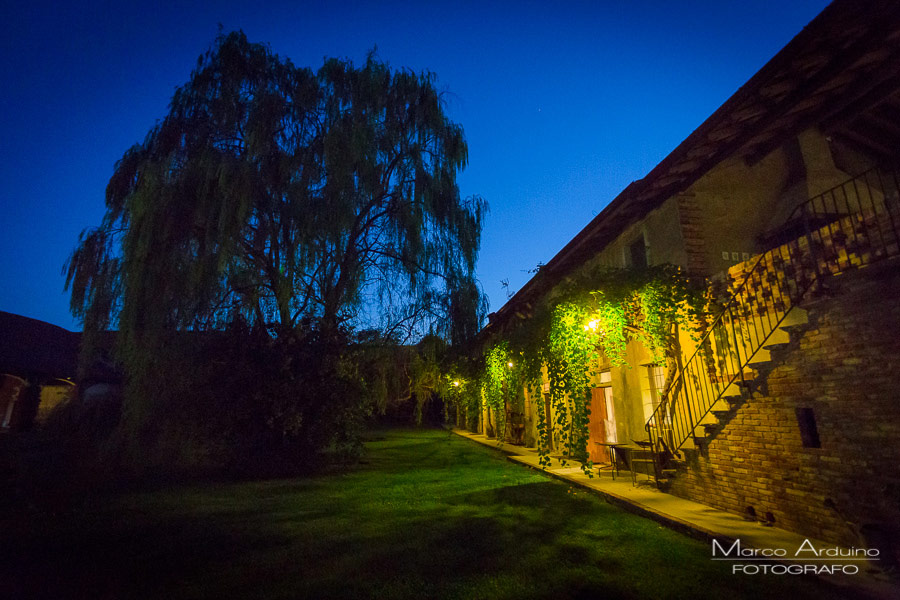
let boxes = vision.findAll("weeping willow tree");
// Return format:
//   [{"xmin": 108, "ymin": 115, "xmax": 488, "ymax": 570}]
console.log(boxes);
[
  {"xmin": 64, "ymin": 31, "xmax": 486, "ymax": 471},
  {"xmin": 352, "ymin": 331, "xmax": 449, "ymax": 425}
]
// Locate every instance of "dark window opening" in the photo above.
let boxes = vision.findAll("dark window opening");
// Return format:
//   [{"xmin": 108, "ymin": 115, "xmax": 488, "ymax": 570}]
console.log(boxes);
[
  {"xmin": 629, "ymin": 237, "xmax": 648, "ymax": 268},
  {"xmin": 796, "ymin": 407, "xmax": 821, "ymax": 448}
]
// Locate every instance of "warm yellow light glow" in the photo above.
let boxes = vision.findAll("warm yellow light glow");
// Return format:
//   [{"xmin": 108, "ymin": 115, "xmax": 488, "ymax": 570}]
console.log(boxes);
[
  {"xmin": 507, "ymin": 361, "xmax": 514, "ymax": 368},
  {"xmin": 584, "ymin": 319, "xmax": 599, "ymax": 331},
  {"xmin": 452, "ymin": 380, "xmax": 460, "ymax": 387}
]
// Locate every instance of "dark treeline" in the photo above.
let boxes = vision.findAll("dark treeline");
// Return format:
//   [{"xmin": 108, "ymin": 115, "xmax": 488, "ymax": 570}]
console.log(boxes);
[{"xmin": 49, "ymin": 31, "xmax": 486, "ymax": 479}]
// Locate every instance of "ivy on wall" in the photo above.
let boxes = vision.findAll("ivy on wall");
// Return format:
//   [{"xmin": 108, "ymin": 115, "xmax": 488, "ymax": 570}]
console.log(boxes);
[
  {"xmin": 462, "ymin": 265, "xmax": 710, "ymax": 473},
  {"xmin": 546, "ymin": 302, "xmax": 597, "ymax": 470},
  {"xmin": 439, "ymin": 357, "xmax": 483, "ymax": 432},
  {"xmin": 483, "ymin": 342, "xmax": 510, "ymax": 439}
]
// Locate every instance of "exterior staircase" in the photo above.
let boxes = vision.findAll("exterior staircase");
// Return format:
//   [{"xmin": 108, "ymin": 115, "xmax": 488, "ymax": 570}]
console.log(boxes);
[
  {"xmin": 644, "ymin": 166, "xmax": 900, "ymax": 487},
  {"xmin": 672, "ymin": 307, "xmax": 809, "ymax": 463}
]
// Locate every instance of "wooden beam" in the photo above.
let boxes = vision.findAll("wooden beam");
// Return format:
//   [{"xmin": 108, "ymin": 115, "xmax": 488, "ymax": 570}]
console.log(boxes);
[
  {"xmin": 860, "ymin": 112, "xmax": 900, "ymax": 138},
  {"xmin": 833, "ymin": 129, "xmax": 896, "ymax": 160},
  {"xmin": 747, "ymin": 45, "xmax": 900, "ymax": 164},
  {"xmin": 734, "ymin": 11, "xmax": 900, "ymax": 163},
  {"xmin": 819, "ymin": 63, "xmax": 900, "ymax": 132}
]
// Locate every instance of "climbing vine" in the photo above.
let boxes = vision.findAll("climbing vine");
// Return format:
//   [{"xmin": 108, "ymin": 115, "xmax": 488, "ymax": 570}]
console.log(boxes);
[
  {"xmin": 545, "ymin": 302, "xmax": 598, "ymax": 470},
  {"xmin": 441, "ymin": 371, "xmax": 481, "ymax": 431},
  {"xmin": 467, "ymin": 264, "xmax": 711, "ymax": 474},
  {"xmin": 587, "ymin": 294, "xmax": 629, "ymax": 366},
  {"xmin": 482, "ymin": 342, "xmax": 513, "ymax": 441}
]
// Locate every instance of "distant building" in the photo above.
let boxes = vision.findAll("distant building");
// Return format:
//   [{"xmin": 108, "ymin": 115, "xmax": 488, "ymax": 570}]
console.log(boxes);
[
  {"xmin": 476, "ymin": 0, "xmax": 900, "ymax": 550},
  {"xmin": 0, "ymin": 311, "xmax": 79, "ymax": 431}
]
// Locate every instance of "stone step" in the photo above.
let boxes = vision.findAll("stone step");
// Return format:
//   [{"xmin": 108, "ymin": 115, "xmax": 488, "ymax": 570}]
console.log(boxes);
[
  {"xmin": 698, "ymin": 412, "xmax": 719, "ymax": 425},
  {"xmin": 747, "ymin": 346, "xmax": 772, "ymax": 365},
  {"xmin": 780, "ymin": 323, "xmax": 807, "ymax": 336},
  {"xmin": 680, "ymin": 446, "xmax": 701, "ymax": 461},
  {"xmin": 764, "ymin": 327, "xmax": 792, "ymax": 346},
  {"xmin": 781, "ymin": 307, "xmax": 808, "ymax": 327},
  {"xmin": 763, "ymin": 342, "xmax": 790, "ymax": 353},
  {"xmin": 747, "ymin": 358, "xmax": 773, "ymax": 370},
  {"xmin": 723, "ymin": 393, "xmax": 745, "ymax": 404},
  {"xmin": 778, "ymin": 308, "xmax": 809, "ymax": 337},
  {"xmin": 667, "ymin": 457, "xmax": 687, "ymax": 468},
  {"xmin": 710, "ymin": 399, "xmax": 732, "ymax": 412}
]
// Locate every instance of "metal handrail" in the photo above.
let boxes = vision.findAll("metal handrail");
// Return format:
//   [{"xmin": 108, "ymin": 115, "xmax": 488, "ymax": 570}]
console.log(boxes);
[{"xmin": 645, "ymin": 166, "xmax": 900, "ymax": 484}]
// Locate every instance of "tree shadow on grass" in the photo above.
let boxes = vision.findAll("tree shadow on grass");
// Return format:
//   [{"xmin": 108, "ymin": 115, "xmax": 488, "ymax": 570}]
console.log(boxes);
[
  {"xmin": 1, "ymin": 430, "xmax": 871, "ymax": 600},
  {"xmin": 303, "ymin": 510, "xmax": 634, "ymax": 600},
  {"xmin": 290, "ymin": 480, "xmax": 636, "ymax": 599},
  {"xmin": 1, "ymin": 505, "xmax": 301, "ymax": 600}
]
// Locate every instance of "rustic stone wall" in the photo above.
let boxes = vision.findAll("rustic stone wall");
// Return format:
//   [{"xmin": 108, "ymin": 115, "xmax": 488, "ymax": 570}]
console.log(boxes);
[
  {"xmin": 668, "ymin": 260, "xmax": 900, "ymax": 547},
  {"xmin": 676, "ymin": 194, "xmax": 709, "ymax": 276}
]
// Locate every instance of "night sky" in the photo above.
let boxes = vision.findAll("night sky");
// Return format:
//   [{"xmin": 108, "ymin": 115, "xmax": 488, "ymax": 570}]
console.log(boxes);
[{"xmin": 1, "ymin": 0, "xmax": 830, "ymax": 331}]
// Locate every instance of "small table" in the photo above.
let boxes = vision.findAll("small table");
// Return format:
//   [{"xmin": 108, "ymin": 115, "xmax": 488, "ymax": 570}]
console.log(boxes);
[
  {"xmin": 594, "ymin": 442, "xmax": 622, "ymax": 480},
  {"xmin": 602, "ymin": 442, "xmax": 656, "ymax": 486}
]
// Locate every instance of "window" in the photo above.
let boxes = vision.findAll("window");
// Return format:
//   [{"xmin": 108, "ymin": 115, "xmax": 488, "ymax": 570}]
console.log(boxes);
[
  {"xmin": 601, "ymin": 392, "xmax": 616, "ymax": 443},
  {"xmin": 641, "ymin": 364, "xmax": 666, "ymax": 422},
  {"xmin": 796, "ymin": 407, "xmax": 821, "ymax": 448},
  {"xmin": 627, "ymin": 234, "xmax": 648, "ymax": 268}
]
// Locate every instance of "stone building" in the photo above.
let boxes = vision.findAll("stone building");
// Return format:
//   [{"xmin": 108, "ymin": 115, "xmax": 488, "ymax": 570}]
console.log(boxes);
[
  {"xmin": 0, "ymin": 311, "xmax": 80, "ymax": 431},
  {"xmin": 476, "ymin": 0, "xmax": 900, "ymax": 551}
]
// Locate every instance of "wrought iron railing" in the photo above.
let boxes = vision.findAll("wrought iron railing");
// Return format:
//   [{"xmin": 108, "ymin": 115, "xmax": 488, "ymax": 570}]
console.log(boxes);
[{"xmin": 644, "ymin": 167, "xmax": 900, "ymax": 482}]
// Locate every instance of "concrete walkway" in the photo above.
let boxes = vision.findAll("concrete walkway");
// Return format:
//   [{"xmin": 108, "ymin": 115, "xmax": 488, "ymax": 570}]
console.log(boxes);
[{"xmin": 452, "ymin": 428, "xmax": 898, "ymax": 600}]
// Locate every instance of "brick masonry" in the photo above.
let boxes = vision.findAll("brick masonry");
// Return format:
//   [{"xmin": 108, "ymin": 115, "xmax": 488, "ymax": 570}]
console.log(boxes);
[
  {"xmin": 676, "ymin": 195, "xmax": 709, "ymax": 276},
  {"xmin": 668, "ymin": 259, "xmax": 900, "ymax": 548}
]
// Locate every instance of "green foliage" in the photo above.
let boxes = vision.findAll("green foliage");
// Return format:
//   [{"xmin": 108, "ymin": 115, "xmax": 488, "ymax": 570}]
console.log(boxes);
[
  {"xmin": 476, "ymin": 265, "xmax": 709, "ymax": 472},
  {"xmin": 424, "ymin": 345, "xmax": 484, "ymax": 432},
  {"xmin": 573, "ymin": 265, "xmax": 707, "ymax": 366},
  {"xmin": 546, "ymin": 302, "xmax": 597, "ymax": 470},
  {"xmin": 67, "ymin": 30, "xmax": 486, "ymax": 344},
  {"xmin": 482, "ymin": 342, "xmax": 512, "ymax": 441},
  {"xmin": 47, "ymin": 326, "xmax": 371, "ymax": 477},
  {"xmin": 63, "ymin": 31, "xmax": 487, "ymax": 473},
  {"xmin": 4, "ymin": 430, "xmax": 846, "ymax": 600},
  {"xmin": 353, "ymin": 329, "xmax": 407, "ymax": 417},
  {"xmin": 406, "ymin": 335, "xmax": 448, "ymax": 425},
  {"xmin": 588, "ymin": 294, "xmax": 629, "ymax": 365},
  {"xmin": 355, "ymin": 332, "xmax": 485, "ymax": 428},
  {"xmin": 440, "ymin": 370, "xmax": 481, "ymax": 431}
]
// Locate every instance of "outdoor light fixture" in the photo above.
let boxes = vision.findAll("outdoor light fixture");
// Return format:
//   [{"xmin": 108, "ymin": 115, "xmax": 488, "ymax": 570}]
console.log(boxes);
[
  {"xmin": 452, "ymin": 380, "xmax": 460, "ymax": 387},
  {"xmin": 584, "ymin": 319, "xmax": 599, "ymax": 331},
  {"xmin": 508, "ymin": 361, "xmax": 514, "ymax": 368}
]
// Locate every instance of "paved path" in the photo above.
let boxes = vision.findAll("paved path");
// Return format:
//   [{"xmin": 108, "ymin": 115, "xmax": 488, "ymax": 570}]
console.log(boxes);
[{"xmin": 452, "ymin": 428, "xmax": 898, "ymax": 600}]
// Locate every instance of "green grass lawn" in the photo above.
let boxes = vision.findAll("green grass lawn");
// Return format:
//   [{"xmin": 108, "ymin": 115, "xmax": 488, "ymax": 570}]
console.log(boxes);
[{"xmin": 1, "ymin": 428, "xmax": 864, "ymax": 599}]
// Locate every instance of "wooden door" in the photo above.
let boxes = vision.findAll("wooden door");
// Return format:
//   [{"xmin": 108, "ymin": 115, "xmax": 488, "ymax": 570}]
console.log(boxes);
[{"xmin": 588, "ymin": 387, "xmax": 615, "ymax": 463}]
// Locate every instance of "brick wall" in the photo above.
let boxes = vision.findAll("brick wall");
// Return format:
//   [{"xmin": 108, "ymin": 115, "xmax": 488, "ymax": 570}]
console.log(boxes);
[
  {"xmin": 676, "ymin": 195, "xmax": 709, "ymax": 276},
  {"xmin": 668, "ymin": 260, "xmax": 900, "ymax": 547}
]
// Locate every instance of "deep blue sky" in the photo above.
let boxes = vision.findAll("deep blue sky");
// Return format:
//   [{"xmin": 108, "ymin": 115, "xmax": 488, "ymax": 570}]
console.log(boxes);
[{"xmin": 1, "ymin": 0, "xmax": 830, "ymax": 331}]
